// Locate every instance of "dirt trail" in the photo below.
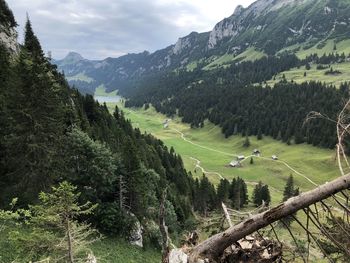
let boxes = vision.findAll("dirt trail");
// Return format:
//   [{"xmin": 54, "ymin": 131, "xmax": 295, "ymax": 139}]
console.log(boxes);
[
  {"xmin": 190, "ymin": 157, "xmax": 224, "ymax": 180},
  {"xmin": 173, "ymin": 128, "xmax": 327, "ymax": 190}
]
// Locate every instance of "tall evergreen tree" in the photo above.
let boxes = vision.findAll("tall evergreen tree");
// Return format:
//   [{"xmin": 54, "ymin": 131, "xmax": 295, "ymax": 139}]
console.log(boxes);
[
  {"xmin": 217, "ymin": 179, "xmax": 230, "ymax": 205},
  {"xmin": 282, "ymin": 175, "xmax": 300, "ymax": 226}
]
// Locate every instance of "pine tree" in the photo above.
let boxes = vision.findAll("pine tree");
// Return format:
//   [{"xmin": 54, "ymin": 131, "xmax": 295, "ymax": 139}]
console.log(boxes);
[
  {"xmin": 217, "ymin": 179, "xmax": 230, "ymax": 205},
  {"xmin": 250, "ymin": 157, "xmax": 254, "ymax": 165},
  {"xmin": 230, "ymin": 177, "xmax": 248, "ymax": 210},
  {"xmin": 2, "ymin": 20, "xmax": 69, "ymax": 204},
  {"xmin": 24, "ymin": 18, "xmax": 44, "ymax": 61},
  {"xmin": 260, "ymin": 185, "xmax": 271, "ymax": 206},
  {"xmin": 8, "ymin": 182, "xmax": 99, "ymax": 262},
  {"xmin": 252, "ymin": 181, "xmax": 270, "ymax": 206},
  {"xmin": 257, "ymin": 128, "xmax": 263, "ymax": 140},
  {"xmin": 283, "ymin": 175, "xmax": 298, "ymax": 201},
  {"xmin": 252, "ymin": 182, "xmax": 263, "ymax": 206},
  {"xmin": 282, "ymin": 175, "xmax": 299, "ymax": 226},
  {"xmin": 243, "ymin": 136, "xmax": 250, "ymax": 148}
]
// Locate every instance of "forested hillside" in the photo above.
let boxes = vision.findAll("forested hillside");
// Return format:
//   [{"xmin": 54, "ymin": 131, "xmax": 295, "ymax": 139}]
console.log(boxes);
[
  {"xmin": 0, "ymin": 1, "xmax": 234, "ymax": 261},
  {"xmin": 54, "ymin": 0, "xmax": 350, "ymax": 96},
  {"xmin": 125, "ymin": 53, "xmax": 349, "ymax": 149}
]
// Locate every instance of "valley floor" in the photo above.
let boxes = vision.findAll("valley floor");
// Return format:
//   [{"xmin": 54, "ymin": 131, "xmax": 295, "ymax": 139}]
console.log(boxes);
[{"xmin": 106, "ymin": 102, "xmax": 339, "ymax": 205}]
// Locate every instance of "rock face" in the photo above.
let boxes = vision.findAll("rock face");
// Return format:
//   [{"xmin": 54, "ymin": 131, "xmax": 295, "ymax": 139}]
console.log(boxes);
[
  {"xmin": 0, "ymin": 25, "xmax": 18, "ymax": 53},
  {"xmin": 55, "ymin": 0, "xmax": 350, "ymax": 95},
  {"xmin": 208, "ymin": 0, "xmax": 310, "ymax": 49}
]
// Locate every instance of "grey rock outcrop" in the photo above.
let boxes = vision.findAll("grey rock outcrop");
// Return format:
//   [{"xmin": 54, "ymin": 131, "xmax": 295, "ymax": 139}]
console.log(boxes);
[{"xmin": 0, "ymin": 25, "xmax": 18, "ymax": 53}]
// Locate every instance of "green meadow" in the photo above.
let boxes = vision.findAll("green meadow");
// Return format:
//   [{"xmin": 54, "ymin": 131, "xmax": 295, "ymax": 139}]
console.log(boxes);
[
  {"xmin": 105, "ymin": 101, "xmax": 339, "ymax": 205},
  {"xmin": 265, "ymin": 62, "xmax": 350, "ymax": 87}
]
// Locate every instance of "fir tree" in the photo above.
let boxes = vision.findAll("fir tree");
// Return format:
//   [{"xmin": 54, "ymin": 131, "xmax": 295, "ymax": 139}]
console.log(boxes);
[
  {"xmin": 217, "ymin": 179, "xmax": 230, "ymax": 205},
  {"xmin": 283, "ymin": 175, "xmax": 299, "ymax": 201},
  {"xmin": 282, "ymin": 175, "xmax": 300, "ymax": 226},
  {"xmin": 24, "ymin": 17, "xmax": 44, "ymax": 61},
  {"xmin": 257, "ymin": 128, "xmax": 263, "ymax": 140},
  {"xmin": 243, "ymin": 136, "xmax": 250, "ymax": 148}
]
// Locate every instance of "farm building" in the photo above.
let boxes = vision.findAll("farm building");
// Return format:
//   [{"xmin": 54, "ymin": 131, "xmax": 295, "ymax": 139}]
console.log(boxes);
[
  {"xmin": 230, "ymin": 160, "xmax": 242, "ymax": 168},
  {"xmin": 237, "ymin": 155, "xmax": 245, "ymax": 161},
  {"xmin": 253, "ymin": 149, "xmax": 261, "ymax": 156}
]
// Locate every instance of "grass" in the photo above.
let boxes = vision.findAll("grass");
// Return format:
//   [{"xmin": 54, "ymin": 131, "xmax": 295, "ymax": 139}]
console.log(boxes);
[
  {"xmin": 203, "ymin": 54, "xmax": 236, "ymax": 70},
  {"xmin": 91, "ymin": 238, "xmax": 160, "ymax": 263},
  {"xmin": 66, "ymin": 73, "xmax": 94, "ymax": 83},
  {"xmin": 0, "ymin": 227, "xmax": 160, "ymax": 263},
  {"xmin": 106, "ymin": 103, "xmax": 343, "ymax": 261},
  {"xmin": 94, "ymin": 85, "xmax": 118, "ymax": 97},
  {"xmin": 106, "ymin": 103, "xmax": 339, "ymax": 205},
  {"xmin": 233, "ymin": 47, "xmax": 267, "ymax": 62},
  {"xmin": 265, "ymin": 62, "xmax": 350, "ymax": 87},
  {"xmin": 279, "ymin": 39, "xmax": 350, "ymax": 59},
  {"xmin": 296, "ymin": 39, "xmax": 350, "ymax": 59},
  {"xmin": 203, "ymin": 48, "xmax": 267, "ymax": 70}
]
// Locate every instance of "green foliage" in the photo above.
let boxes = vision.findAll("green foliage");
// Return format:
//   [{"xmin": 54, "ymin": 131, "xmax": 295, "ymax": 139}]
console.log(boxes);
[
  {"xmin": 281, "ymin": 175, "xmax": 300, "ymax": 226},
  {"xmin": 230, "ymin": 177, "xmax": 248, "ymax": 210},
  {"xmin": 0, "ymin": 5, "xmax": 202, "ymax": 251},
  {"xmin": 1, "ymin": 182, "xmax": 98, "ymax": 262},
  {"xmin": 319, "ymin": 217, "xmax": 350, "ymax": 262},
  {"xmin": 0, "ymin": 0, "xmax": 16, "ymax": 27},
  {"xmin": 243, "ymin": 136, "xmax": 250, "ymax": 148},
  {"xmin": 252, "ymin": 181, "xmax": 271, "ymax": 207},
  {"xmin": 194, "ymin": 175, "xmax": 217, "ymax": 215},
  {"xmin": 283, "ymin": 175, "xmax": 299, "ymax": 202}
]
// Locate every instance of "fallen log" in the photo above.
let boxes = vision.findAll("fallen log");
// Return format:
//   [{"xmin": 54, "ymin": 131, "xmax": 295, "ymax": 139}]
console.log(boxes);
[{"xmin": 189, "ymin": 172, "xmax": 350, "ymax": 262}]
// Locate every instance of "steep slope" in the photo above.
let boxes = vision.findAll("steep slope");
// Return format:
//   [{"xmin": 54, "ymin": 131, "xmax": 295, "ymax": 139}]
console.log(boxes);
[
  {"xmin": 55, "ymin": 0, "xmax": 350, "ymax": 94},
  {"xmin": 209, "ymin": 0, "xmax": 350, "ymax": 54}
]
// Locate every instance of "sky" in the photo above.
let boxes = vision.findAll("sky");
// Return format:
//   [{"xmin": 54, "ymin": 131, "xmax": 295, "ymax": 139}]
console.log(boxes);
[{"xmin": 7, "ymin": 0, "xmax": 255, "ymax": 60}]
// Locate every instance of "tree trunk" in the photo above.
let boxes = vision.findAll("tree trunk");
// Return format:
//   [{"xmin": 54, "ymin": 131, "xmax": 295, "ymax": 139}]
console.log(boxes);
[
  {"xmin": 67, "ymin": 219, "xmax": 74, "ymax": 263},
  {"xmin": 189, "ymin": 172, "xmax": 350, "ymax": 262},
  {"xmin": 159, "ymin": 190, "xmax": 170, "ymax": 263},
  {"xmin": 221, "ymin": 203, "xmax": 233, "ymax": 228}
]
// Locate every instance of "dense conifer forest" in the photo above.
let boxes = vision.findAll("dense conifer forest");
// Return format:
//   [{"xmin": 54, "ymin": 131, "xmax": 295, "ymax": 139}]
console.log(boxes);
[
  {"xmin": 124, "ymin": 54, "xmax": 350, "ymax": 149},
  {"xmin": 0, "ymin": 3, "xmax": 257, "ymax": 260}
]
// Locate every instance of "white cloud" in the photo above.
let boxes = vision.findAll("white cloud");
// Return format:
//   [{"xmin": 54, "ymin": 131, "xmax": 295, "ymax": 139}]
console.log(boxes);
[{"xmin": 7, "ymin": 0, "xmax": 256, "ymax": 59}]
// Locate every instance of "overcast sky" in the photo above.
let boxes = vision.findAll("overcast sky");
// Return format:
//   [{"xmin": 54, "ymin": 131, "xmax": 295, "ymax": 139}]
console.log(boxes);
[{"xmin": 7, "ymin": 0, "xmax": 255, "ymax": 60}]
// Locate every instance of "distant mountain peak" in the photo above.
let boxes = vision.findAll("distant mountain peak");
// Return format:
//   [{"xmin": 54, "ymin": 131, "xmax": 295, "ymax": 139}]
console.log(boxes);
[{"xmin": 62, "ymin": 52, "xmax": 84, "ymax": 64}]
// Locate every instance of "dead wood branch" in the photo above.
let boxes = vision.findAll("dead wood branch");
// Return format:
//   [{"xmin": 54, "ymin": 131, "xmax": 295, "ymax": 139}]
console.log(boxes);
[{"xmin": 189, "ymin": 172, "xmax": 350, "ymax": 262}]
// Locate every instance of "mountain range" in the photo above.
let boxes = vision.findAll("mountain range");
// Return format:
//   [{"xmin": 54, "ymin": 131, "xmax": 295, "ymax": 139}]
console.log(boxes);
[{"xmin": 54, "ymin": 0, "xmax": 350, "ymax": 94}]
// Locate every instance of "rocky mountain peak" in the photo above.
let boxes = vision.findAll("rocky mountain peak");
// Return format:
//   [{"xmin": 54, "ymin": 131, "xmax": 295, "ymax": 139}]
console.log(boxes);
[{"xmin": 62, "ymin": 51, "xmax": 85, "ymax": 64}]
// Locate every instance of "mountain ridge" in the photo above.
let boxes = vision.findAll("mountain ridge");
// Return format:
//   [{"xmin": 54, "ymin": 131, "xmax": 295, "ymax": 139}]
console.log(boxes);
[{"xmin": 55, "ymin": 0, "xmax": 350, "ymax": 94}]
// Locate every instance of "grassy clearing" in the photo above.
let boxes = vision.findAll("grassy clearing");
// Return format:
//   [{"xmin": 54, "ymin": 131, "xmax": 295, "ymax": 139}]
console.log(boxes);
[
  {"xmin": 280, "ymin": 39, "xmax": 350, "ymax": 59},
  {"xmin": 0, "ymin": 228, "xmax": 160, "ymax": 263},
  {"xmin": 91, "ymin": 238, "xmax": 160, "ymax": 263},
  {"xmin": 233, "ymin": 47, "xmax": 267, "ymax": 62},
  {"xmin": 66, "ymin": 72, "xmax": 94, "ymax": 83},
  {"xmin": 296, "ymin": 39, "xmax": 350, "ymax": 59},
  {"xmin": 106, "ymin": 103, "xmax": 339, "ymax": 206},
  {"xmin": 203, "ymin": 54, "xmax": 236, "ymax": 70},
  {"xmin": 203, "ymin": 48, "xmax": 267, "ymax": 70},
  {"xmin": 265, "ymin": 62, "xmax": 350, "ymax": 87},
  {"xmin": 94, "ymin": 85, "xmax": 118, "ymax": 97},
  {"xmin": 103, "ymin": 103, "xmax": 342, "ymax": 262}
]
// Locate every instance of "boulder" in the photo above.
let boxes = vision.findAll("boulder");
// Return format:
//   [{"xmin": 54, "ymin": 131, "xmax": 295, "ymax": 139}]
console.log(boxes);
[
  {"xmin": 169, "ymin": 249, "xmax": 188, "ymax": 263},
  {"xmin": 129, "ymin": 218, "xmax": 143, "ymax": 247}
]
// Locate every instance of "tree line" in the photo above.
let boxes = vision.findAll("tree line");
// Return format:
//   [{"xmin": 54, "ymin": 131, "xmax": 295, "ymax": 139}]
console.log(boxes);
[{"xmin": 124, "ymin": 51, "xmax": 349, "ymax": 149}]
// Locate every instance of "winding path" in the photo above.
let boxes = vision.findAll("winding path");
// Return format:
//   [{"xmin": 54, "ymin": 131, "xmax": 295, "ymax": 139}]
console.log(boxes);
[
  {"xmin": 190, "ymin": 157, "xmax": 224, "ymax": 180},
  {"xmin": 172, "ymin": 128, "xmax": 325, "ymax": 190}
]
